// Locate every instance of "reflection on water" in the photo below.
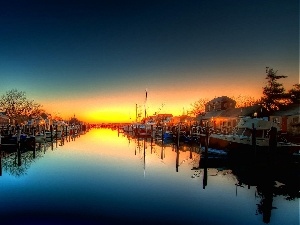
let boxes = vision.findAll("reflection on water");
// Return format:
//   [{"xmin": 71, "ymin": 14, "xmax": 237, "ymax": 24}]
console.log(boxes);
[{"xmin": 0, "ymin": 128, "xmax": 298, "ymax": 225}]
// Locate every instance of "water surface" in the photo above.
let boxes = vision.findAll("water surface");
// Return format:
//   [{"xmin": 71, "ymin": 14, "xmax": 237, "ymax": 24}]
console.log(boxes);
[{"xmin": 0, "ymin": 129, "xmax": 299, "ymax": 225}]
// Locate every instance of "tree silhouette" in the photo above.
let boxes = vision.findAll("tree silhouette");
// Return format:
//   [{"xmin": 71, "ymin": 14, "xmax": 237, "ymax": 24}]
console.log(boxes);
[
  {"xmin": 0, "ymin": 89, "xmax": 44, "ymax": 124},
  {"xmin": 288, "ymin": 84, "xmax": 300, "ymax": 104},
  {"xmin": 190, "ymin": 98, "xmax": 209, "ymax": 116},
  {"xmin": 261, "ymin": 67, "xmax": 290, "ymax": 111}
]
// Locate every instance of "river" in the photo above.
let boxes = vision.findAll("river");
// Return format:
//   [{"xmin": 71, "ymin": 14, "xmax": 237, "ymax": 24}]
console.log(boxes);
[{"xmin": 0, "ymin": 128, "xmax": 298, "ymax": 225}]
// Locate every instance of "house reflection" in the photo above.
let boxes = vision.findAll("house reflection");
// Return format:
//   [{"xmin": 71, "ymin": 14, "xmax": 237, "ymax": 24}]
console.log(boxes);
[{"xmin": 128, "ymin": 133, "xmax": 299, "ymax": 224}]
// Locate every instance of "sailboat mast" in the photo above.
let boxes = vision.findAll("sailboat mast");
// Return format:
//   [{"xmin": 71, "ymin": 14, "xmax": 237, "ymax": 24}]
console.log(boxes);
[
  {"xmin": 144, "ymin": 89, "xmax": 147, "ymax": 122},
  {"xmin": 136, "ymin": 103, "xmax": 137, "ymax": 123}
]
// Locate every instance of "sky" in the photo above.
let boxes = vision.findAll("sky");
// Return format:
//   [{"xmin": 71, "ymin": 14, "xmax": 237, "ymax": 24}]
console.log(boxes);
[{"xmin": 0, "ymin": 0, "xmax": 299, "ymax": 123}]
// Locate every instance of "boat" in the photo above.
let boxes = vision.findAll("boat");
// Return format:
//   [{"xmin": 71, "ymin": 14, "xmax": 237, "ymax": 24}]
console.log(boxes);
[
  {"xmin": 35, "ymin": 133, "xmax": 46, "ymax": 143},
  {"xmin": 1, "ymin": 133, "xmax": 35, "ymax": 151},
  {"xmin": 134, "ymin": 124, "xmax": 152, "ymax": 138},
  {"xmin": 208, "ymin": 117, "xmax": 300, "ymax": 155}
]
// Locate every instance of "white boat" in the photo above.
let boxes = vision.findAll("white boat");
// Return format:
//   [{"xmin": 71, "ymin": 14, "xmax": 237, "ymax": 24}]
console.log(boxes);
[
  {"xmin": 208, "ymin": 117, "xmax": 300, "ymax": 155},
  {"xmin": 35, "ymin": 134, "xmax": 46, "ymax": 143}
]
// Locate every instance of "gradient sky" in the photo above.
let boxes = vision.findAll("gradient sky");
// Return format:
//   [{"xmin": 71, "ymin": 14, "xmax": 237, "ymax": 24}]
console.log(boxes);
[{"xmin": 0, "ymin": 0, "xmax": 299, "ymax": 123}]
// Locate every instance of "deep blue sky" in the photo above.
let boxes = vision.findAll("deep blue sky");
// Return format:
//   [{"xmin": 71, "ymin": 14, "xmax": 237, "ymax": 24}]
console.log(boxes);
[{"xmin": 0, "ymin": 0, "xmax": 298, "ymax": 122}]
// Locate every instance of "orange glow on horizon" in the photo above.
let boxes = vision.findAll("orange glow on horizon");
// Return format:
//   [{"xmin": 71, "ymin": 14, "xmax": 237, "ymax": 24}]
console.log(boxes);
[{"xmin": 40, "ymin": 81, "xmax": 264, "ymax": 123}]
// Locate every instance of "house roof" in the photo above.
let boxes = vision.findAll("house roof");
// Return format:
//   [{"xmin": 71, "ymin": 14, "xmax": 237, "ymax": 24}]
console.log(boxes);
[
  {"xmin": 157, "ymin": 114, "xmax": 173, "ymax": 117},
  {"xmin": 270, "ymin": 104, "xmax": 300, "ymax": 116},
  {"xmin": 220, "ymin": 105, "xmax": 264, "ymax": 117},
  {"xmin": 0, "ymin": 112, "xmax": 9, "ymax": 119},
  {"xmin": 206, "ymin": 96, "xmax": 236, "ymax": 104},
  {"xmin": 200, "ymin": 110, "xmax": 224, "ymax": 119},
  {"xmin": 197, "ymin": 105, "xmax": 266, "ymax": 120}
]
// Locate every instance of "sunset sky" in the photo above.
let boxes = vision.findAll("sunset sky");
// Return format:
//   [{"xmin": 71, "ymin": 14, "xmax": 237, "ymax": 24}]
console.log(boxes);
[{"xmin": 0, "ymin": 0, "xmax": 298, "ymax": 123}]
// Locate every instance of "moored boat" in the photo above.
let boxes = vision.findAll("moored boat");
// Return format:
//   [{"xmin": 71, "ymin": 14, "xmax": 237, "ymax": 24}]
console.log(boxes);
[{"xmin": 208, "ymin": 117, "xmax": 300, "ymax": 155}]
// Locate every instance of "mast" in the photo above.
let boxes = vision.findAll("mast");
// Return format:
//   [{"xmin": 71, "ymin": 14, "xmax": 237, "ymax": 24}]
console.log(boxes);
[
  {"xmin": 135, "ymin": 103, "xmax": 137, "ymax": 123},
  {"xmin": 144, "ymin": 89, "xmax": 147, "ymax": 123}
]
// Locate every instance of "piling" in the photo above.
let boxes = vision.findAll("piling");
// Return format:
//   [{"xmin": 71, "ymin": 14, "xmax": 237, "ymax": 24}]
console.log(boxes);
[
  {"xmin": 0, "ymin": 152, "xmax": 2, "ymax": 176},
  {"xmin": 50, "ymin": 125, "xmax": 53, "ymax": 142},
  {"xmin": 143, "ymin": 138, "xmax": 146, "ymax": 177},
  {"xmin": 161, "ymin": 143, "xmax": 164, "ymax": 160},
  {"xmin": 252, "ymin": 123, "xmax": 257, "ymax": 156},
  {"xmin": 269, "ymin": 127, "xmax": 277, "ymax": 151},
  {"xmin": 204, "ymin": 123, "xmax": 209, "ymax": 160},
  {"xmin": 151, "ymin": 125, "xmax": 153, "ymax": 138},
  {"xmin": 161, "ymin": 125, "xmax": 164, "ymax": 144},
  {"xmin": 55, "ymin": 125, "xmax": 58, "ymax": 140},
  {"xmin": 65, "ymin": 126, "xmax": 68, "ymax": 140},
  {"xmin": 17, "ymin": 128, "xmax": 21, "ymax": 149},
  {"xmin": 176, "ymin": 144, "xmax": 179, "ymax": 172},
  {"xmin": 203, "ymin": 165, "xmax": 207, "ymax": 189},
  {"xmin": 177, "ymin": 124, "xmax": 180, "ymax": 148}
]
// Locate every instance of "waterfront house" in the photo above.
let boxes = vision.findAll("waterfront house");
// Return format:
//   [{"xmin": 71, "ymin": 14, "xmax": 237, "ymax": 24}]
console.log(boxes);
[
  {"xmin": 197, "ymin": 99, "xmax": 268, "ymax": 133},
  {"xmin": 142, "ymin": 113, "xmax": 173, "ymax": 126},
  {"xmin": 0, "ymin": 112, "xmax": 9, "ymax": 126},
  {"xmin": 205, "ymin": 96, "xmax": 236, "ymax": 112},
  {"xmin": 269, "ymin": 104, "xmax": 300, "ymax": 136},
  {"xmin": 171, "ymin": 115, "xmax": 194, "ymax": 125}
]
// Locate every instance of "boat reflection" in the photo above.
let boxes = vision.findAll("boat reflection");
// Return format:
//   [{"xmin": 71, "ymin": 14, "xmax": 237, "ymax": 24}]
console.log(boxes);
[
  {"xmin": 0, "ymin": 131, "xmax": 85, "ymax": 177},
  {"xmin": 125, "ymin": 130, "xmax": 299, "ymax": 224}
]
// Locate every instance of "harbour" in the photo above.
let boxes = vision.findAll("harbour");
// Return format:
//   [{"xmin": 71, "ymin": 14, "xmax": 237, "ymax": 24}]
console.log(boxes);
[
  {"xmin": 0, "ymin": 128, "xmax": 298, "ymax": 224},
  {"xmin": 0, "ymin": 1, "xmax": 299, "ymax": 224}
]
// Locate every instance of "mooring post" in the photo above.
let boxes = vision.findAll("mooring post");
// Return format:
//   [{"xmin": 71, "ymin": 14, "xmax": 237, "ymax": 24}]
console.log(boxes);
[
  {"xmin": 17, "ymin": 128, "xmax": 21, "ymax": 149},
  {"xmin": 161, "ymin": 140, "xmax": 164, "ymax": 160},
  {"xmin": 55, "ymin": 125, "xmax": 58, "ymax": 141},
  {"xmin": 65, "ymin": 125, "xmax": 68, "ymax": 141},
  {"xmin": 252, "ymin": 123, "xmax": 256, "ymax": 156},
  {"xmin": 203, "ymin": 164, "xmax": 207, "ymax": 189},
  {"xmin": 0, "ymin": 151, "xmax": 2, "ymax": 176},
  {"xmin": 176, "ymin": 143, "xmax": 179, "ymax": 172},
  {"xmin": 55, "ymin": 125, "xmax": 58, "ymax": 148},
  {"xmin": 17, "ymin": 141, "xmax": 21, "ymax": 167},
  {"xmin": 177, "ymin": 124, "xmax": 180, "ymax": 148},
  {"xmin": 50, "ymin": 125, "xmax": 53, "ymax": 142},
  {"xmin": 161, "ymin": 124, "xmax": 164, "ymax": 144},
  {"xmin": 205, "ymin": 122, "xmax": 209, "ymax": 159},
  {"xmin": 269, "ymin": 127, "xmax": 277, "ymax": 152}
]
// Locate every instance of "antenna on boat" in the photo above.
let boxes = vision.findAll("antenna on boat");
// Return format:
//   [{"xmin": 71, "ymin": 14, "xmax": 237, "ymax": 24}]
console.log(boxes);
[{"xmin": 144, "ymin": 89, "xmax": 148, "ymax": 121}]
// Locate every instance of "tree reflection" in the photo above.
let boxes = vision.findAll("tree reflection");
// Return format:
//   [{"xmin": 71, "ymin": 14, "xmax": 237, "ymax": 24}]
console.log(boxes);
[
  {"xmin": 1, "ymin": 144, "xmax": 47, "ymax": 177},
  {"xmin": 230, "ymin": 157, "xmax": 299, "ymax": 224}
]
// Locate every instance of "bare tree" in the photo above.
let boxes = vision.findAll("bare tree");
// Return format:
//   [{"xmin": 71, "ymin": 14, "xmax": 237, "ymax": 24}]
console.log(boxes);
[
  {"xmin": 230, "ymin": 95, "xmax": 259, "ymax": 108},
  {"xmin": 190, "ymin": 98, "xmax": 209, "ymax": 116},
  {"xmin": 0, "ymin": 89, "xmax": 44, "ymax": 124}
]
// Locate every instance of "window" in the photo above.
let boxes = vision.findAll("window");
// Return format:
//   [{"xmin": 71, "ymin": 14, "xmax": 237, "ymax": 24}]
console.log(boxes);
[
  {"xmin": 233, "ymin": 120, "xmax": 237, "ymax": 127},
  {"xmin": 292, "ymin": 117, "xmax": 299, "ymax": 124}
]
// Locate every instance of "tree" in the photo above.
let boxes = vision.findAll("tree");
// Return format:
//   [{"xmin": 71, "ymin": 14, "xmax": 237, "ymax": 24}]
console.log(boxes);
[
  {"xmin": 230, "ymin": 95, "xmax": 259, "ymax": 108},
  {"xmin": 0, "ymin": 89, "xmax": 44, "ymax": 124},
  {"xmin": 288, "ymin": 84, "xmax": 300, "ymax": 104},
  {"xmin": 190, "ymin": 98, "xmax": 209, "ymax": 116},
  {"xmin": 261, "ymin": 67, "xmax": 290, "ymax": 111}
]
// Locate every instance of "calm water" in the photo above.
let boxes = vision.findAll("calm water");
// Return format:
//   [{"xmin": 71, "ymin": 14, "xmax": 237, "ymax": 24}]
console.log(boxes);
[{"xmin": 0, "ymin": 129, "xmax": 299, "ymax": 225}]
